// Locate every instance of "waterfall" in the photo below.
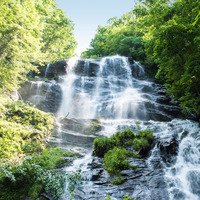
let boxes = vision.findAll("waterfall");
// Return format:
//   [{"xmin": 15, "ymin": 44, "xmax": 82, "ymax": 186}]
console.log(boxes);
[
  {"xmin": 58, "ymin": 55, "xmax": 146, "ymax": 120},
  {"xmin": 20, "ymin": 55, "xmax": 200, "ymax": 200}
]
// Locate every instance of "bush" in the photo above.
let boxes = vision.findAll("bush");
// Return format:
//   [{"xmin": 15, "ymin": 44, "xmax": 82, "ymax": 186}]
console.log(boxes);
[
  {"xmin": 93, "ymin": 136, "xmax": 114, "ymax": 157},
  {"xmin": 93, "ymin": 129, "xmax": 154, "ymax": 184},
  {"xmin": 111, "ymin": 176, "xmax": 125, "ymax": 185},
  {"xmin": 33, "ymin": 147, "xmax": 75, "ymax": 170},
  {"xmin": 93, "ymin": 129, "xmax": 153, "ymax": 158},
  {"xmin": 40, "ymin": 170, "xmax": 66, "ymax": 200},
  {"xmin": 133, "ymin": 130, "xmax": 154, "ymax": 156},
  {"xmin": 0, "ymin": 157, "xmax": 43, "ymax": 200},
  {"xmin": 0, "ymin": 155, "xmax": 69, "ymax": 200},
  {"xmin": 104, "ymin": 147, "xmax": 131, "ymax": 176},
  {"xmin": 137, "ymin": 130, "xmax": 154, "ymax": 143},
  {"xmin": 0, "ymin": 100, "xmax": 54, "ymax": 162}
]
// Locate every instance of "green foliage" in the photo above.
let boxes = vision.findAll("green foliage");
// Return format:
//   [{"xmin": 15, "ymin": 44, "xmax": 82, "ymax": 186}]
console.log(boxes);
[
  {"xmin": 0, "ymin": 147, "xmax": 78, "ymax": 200},
  {"xmin": 67, "ymin": 169, "xmax": 82, "ymax": 200},
  {"xmin": 0, "ymin": 157, "xmax": 43, "ymax": 200},
  {"xmin": 93, "ymin": 129, "xmax": 154, "ymax": 184},
  {"xmin": 0, "ymin": 0, "xmax": 76, "ymax": 92},
  {"xmin": 40, "ymin": 170, "xmax": 66, "ymax": 200},
  {"xmin": 93, "ymin": 129, "xmax": 136, "ymax": 157},
  {"xmin": 93, "ymin": 136, "xmax": 115, "ymax": 157},
  {"xmin": 104, "ymin": 147, "xmax": 131, "ymax": 176},
  {"xmin": 0, "ymin": 99, "xmax": 54, "ymax": 163},
  {"xmin": 93, "ymin": 129, "xmax": 153, "ymax": 158},
  {"xmin": 134, "ymin": 0, "xmax": 200, "ymax": 116},
  {"xmin": 81, "ymin": 12, "xmax": 146, "ymax": 63},
  {"xmin": 33, "ymin": 147, "xmax": 75, "ymax": 170},
  {"xmin": 4, "ymin": 100, "xmax": 54, "ymax": 132},
  {"xmin": 111, "ymin": 176, "xmax": 125, "ymax": 185}
]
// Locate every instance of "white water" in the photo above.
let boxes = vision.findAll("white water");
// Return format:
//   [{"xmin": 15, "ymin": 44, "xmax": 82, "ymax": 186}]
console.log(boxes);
[
  {"xmin": 58, "ymin": 55, "xmax": 146, "ymax": 120},
  {"xmin": 50, "ymin": 55, "xmax": 200, "ymax": 199}
]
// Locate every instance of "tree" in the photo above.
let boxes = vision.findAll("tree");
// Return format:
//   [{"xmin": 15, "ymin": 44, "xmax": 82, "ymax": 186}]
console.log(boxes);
[
  {"xmin": 36, "ymin": 0, "xmax": 77, "ymax": 61},
  {"xmin": 0, "ymin": 0, "xmax": 76, "ymax": 92},
  {"xmin": 134, "ymin": 0, "xmax": 200, "ymax": 116},
  {"xmin": 0, "ymin": 0, "xmax": 43, "ymax": 91},
  {"xmin": 81, "ymin": 12, "xmax": 146, "ymax": 62}
]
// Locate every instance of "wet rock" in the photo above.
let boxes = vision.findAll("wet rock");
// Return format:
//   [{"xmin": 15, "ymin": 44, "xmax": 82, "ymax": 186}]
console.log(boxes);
[
  {"xmin": 180, "ymin": 130, "xmax": 189, "ymax": 140},
  {"xmin": 158, "ymin": 135, "xmax": 179, "ymax": 164},
  {"xmin": 19, "ymin": 81, "xmax": 62, "ymax": 113},
  {"xmin": 39, "ymin": 83, "xmax": 62, "ymax": 113},
  {"xmin": 74, "ymin": 60, "xmax": 100, "ymax": 76},
  {"xmin": 40, "ymin": 193, "xmax": 53, "ymax": 200},
  {"xmin": 130, "ymin": 61, "xmax": 145, "ymax": 79},
  {"xmin": 60, "ymin": 118, "xmax": 102, "ymax": 135},
  {"xmin": 187, "ymin": 171, "xmax": 200, "ymax": 196},
  {"xmin": 45, "ymin": 60, "xmax": 68, "ymax": 79}
]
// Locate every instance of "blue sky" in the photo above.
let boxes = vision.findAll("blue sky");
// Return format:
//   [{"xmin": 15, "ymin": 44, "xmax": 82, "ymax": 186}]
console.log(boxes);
[{"xmin": 56, "ymin": 0, "xmax": 135, "ymax": 56}]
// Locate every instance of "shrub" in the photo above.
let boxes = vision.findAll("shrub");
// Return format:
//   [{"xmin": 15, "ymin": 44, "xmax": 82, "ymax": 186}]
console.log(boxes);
[
  {"xmin": 0, "ymin": 157, "xmax": 43, "ymax": 200},
  {"xmin": 0, "ymin": 156, "xmax": 69, "ymax": 200},
  {"xmin": 93, "ymin": 136, "xmax": 114, "ymax": 157},
  {"xmin": 104, "ymin": 147, "xmax": 131, "ymax": 176},
  {"xmin": 67, "ymin": 169, "xmax": 82, "ymax": 200},
  {"xmin": 0, "ymin": 100, "xmax": 54, "ymax": 162},
  {"xmin": 137, "ymin": 129, "xmax": 154, "ymax": 143},
  {"xmin": 40, "ymin": 170, "xmax": 66, "ymax": 200},
  {"xmin": 33, "ymin": 147, "xmax": 75, "ymax": 170},
  {"xmin": 111, "ymin": 176, "xmax": 125, "ymax": 185},
  {"xmin": 133, "ymin": 130, "xmax": 154, "ymax": 156}
]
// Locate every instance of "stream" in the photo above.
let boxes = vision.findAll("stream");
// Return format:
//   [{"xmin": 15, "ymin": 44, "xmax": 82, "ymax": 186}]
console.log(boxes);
[{"xmin": 19, "ymin": 56, "xmax": 200, "ymax": 200}]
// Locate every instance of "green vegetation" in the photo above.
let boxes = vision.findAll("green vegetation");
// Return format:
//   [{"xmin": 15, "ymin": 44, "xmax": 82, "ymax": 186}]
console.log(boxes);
[
  {"xmin": 0, "ymin": 98, "xmax": 54, "ymax": 163},
  {"xmin": 81, "ymin": 13, "xmax": 146, "ymax": 63},
  {"xmin": 0, "ymin": 154, "xmax": 81, "ymax": 200},
  {"xmin": 0, "ymin": 0, "xmax": 76, "ymax": 92},
  {"xmin": 93, "ymin": 129, "xmax": 154, "ymax": 184},
  {"xmin": 0, "ymin": 97, "xmax": 81, "ymax": 199},
  {"xmin": 82, "ymin": 0, "xmax": 200, "ymax": 117},
  {"xmin": 32, "ymin": 147, "xmax": 76, "ymax": 170},
  {"xmin": 104, "ymin": 147, "xmax": 131, "ymax": 176},
  {"xmin": 93, "ymin": 129, "xmax": 154, "ymax": 158}
]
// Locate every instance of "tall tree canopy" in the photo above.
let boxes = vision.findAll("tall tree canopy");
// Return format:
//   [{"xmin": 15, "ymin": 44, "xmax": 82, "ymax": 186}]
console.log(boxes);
[
  {"xmin": 81, "ymin": 0, "xmax": 200, "ymax": 117},
  {"xmin": 81, "ymin": 12, "xmax": 146, "ymax": 62},
  {"xmin": 0, "ymin": 0, "xmax": 76, "ymax": 91}
]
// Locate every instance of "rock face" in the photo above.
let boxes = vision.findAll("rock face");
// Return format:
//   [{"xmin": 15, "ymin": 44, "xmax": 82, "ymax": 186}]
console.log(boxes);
[
  {"xmin": 45, "ymin": 60, "xmax": 68, "ymax": 79},
  {"xmin": 18, "ymin": 80, "xmax": 62, "ymax": 113},
  {"xmin": 158, "ymin": 135, "xmax": 179, "ymax": 164},
  {"xmin": 74, "ymin": 150, "xmax": 169, "ymax": 200},
  {"xmin": 74, "ymin": 59, "xmax": 100, "ymax": 76},
  {"xmin": 60, "ymin": 118, "xmax": 102, "ymax": 135}
]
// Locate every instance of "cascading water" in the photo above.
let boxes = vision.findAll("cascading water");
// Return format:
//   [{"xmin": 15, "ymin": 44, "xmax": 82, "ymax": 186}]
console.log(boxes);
[
  {"xmin": 20, "ymin": 55, "xmax": 200, "ymax": 200},
  {"xmin": 58, "ymin": 55, "xmax": 146, "ymax": 120}
]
